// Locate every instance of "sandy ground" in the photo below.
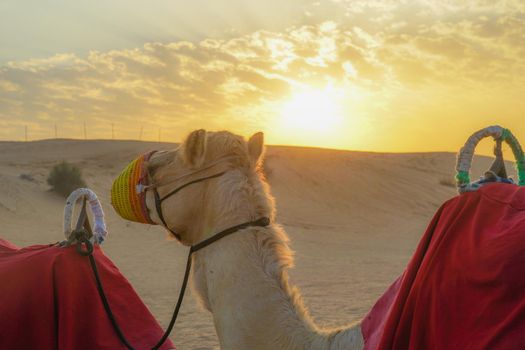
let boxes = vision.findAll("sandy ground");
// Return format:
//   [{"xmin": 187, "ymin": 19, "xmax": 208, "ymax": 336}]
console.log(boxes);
[{"xmin": 0, "ymin": 139, "xmax": 513, "ymax": 349}]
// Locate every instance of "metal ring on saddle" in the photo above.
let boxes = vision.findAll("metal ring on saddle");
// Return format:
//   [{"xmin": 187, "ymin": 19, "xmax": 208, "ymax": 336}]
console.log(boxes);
[{"xmin": 456, "ymin": 125, "xmax": 525, "ymax": 193}]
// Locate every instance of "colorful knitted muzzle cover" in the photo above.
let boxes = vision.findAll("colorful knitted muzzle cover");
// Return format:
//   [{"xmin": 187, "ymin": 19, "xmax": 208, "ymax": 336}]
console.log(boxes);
[{"xmin": 111, "ymin": 151, "xmax": 156, "ymax": 224}]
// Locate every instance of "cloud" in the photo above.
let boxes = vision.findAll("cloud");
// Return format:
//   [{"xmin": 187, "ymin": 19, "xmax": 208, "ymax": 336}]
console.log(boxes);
[{"xmin": 0, "ymin": 1, "xmax": 524, "ymax": 150}]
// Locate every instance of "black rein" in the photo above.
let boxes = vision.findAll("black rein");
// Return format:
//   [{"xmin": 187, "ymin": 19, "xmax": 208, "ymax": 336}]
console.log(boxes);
[{"xmin": 75, "ymin": 204, "xmax": 270, "ymax": 350}]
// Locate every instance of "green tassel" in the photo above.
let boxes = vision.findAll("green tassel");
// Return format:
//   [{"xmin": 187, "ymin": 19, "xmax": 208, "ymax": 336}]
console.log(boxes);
[
  {"xmin": 456, "ymin": 170, "xmax": 470, "ymax": 185},
  {"xmin": 503, "ymin": 129, "xmax": 525, "ymax": 186},
  {"xmin": 517, "ymin": 159, "xmax": 525, "ymax": 186},
  {"xmin": 500, "ymin": 128, "xmax": 511, "ymax": 141}
]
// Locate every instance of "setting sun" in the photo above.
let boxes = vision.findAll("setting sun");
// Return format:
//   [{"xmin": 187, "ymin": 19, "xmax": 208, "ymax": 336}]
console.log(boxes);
[
  {"xmin": 280, "ymin": 86, "xmax": 343, "ymax": 134},
  {"xmin": 266, "ymin": 83, "xmax": 370, "ymax": 150}
]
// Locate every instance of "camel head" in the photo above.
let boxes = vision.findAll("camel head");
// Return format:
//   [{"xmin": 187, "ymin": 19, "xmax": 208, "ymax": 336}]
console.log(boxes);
[{"xmin": 144, "ymin": 129, "xmax": 275, "ymax": 246}]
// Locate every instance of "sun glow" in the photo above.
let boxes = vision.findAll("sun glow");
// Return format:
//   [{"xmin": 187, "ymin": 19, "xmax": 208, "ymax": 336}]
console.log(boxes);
[
  {"xmin": 280, "ymin": 85, "xmax": 343, "ymax": 134},
  {"xmin": 267, "ymin": 83, "xmax": 370, "ymax": 150}
]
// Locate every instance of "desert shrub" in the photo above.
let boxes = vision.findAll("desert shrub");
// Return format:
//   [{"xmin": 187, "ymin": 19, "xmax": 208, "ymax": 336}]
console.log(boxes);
[
  {"xmin": 439, "ymin": 177, "xmax": 456, "ymax": 188},
  {"xmin": 47, "ymin": 161, "xmax": 87, "ymax": 198}
]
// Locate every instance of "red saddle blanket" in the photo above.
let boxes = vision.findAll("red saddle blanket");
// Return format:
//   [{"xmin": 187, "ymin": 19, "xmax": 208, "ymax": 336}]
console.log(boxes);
[
  {"xmin": 362, "ymin": 183, "xmax": 525, "ymax": 349},
  {"xmin": 0, "ymin": 240, "xmax": 175, "ymax": 350}
]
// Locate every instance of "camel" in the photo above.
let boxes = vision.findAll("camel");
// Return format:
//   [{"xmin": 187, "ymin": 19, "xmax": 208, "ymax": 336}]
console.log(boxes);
[{"xmin": 144, "ymin": 129, "xmax": 364, "ymax": 350}]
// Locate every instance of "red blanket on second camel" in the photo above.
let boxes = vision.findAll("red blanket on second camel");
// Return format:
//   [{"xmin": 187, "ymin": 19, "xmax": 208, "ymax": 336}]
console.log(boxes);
[
  {"xmin": 362, "ymin": 183, "xmax": 525, "ymax": 349},
  {"xmin": 0, "ymin": 240, "xmax": 175, "ymax": 350}
]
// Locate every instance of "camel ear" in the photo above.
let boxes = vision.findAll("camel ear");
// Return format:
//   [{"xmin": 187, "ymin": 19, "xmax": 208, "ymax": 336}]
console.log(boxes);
[
  {"xmin": 183, "ymin": 129, "xmax": 207, "ymax": 167},
  {"xmin": 248, "ymin": 132, "xmax": 265, "ymax": 165}
]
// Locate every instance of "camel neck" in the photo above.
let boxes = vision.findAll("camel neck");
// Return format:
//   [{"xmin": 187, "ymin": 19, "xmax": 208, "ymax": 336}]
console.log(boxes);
[{"xmin": 191, "ymin": 224, "xmax": 363, "ymax": 350}]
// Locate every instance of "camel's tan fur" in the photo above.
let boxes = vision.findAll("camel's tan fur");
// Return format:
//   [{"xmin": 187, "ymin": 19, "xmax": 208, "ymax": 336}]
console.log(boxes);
[{"xmin": 145, "ymin": 130, "xmax": 364, "ymax": 349}]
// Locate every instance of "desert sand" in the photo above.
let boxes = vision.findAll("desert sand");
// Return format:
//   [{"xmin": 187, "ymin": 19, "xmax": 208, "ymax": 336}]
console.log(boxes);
[{"xmin": 0, "ymin": 139, "xmax": 512, "ymax": 350}]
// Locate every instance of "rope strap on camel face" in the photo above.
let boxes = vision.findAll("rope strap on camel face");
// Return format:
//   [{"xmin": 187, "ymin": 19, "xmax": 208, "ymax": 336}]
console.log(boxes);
[{"xmin": 456, "ymin": 125, "xmax": 525, "ymax": 193}]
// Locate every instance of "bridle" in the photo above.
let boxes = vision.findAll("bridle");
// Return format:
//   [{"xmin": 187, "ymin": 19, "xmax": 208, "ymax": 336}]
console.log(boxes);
[
  {"xmin": 152, "ymin": 171, "xmax": 226, "ymax": 241},
  {"xmin": 84, "ymin": 151, "xmax": 271, "ymax": 350},
  {"xmin": 141, "ymin": 151, "xmax": 239, "ymax": 240}
]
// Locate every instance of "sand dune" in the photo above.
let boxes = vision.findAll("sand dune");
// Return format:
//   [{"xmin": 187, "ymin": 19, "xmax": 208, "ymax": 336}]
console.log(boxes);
[{"xmin": 0, "ymin": 139, "xmax": 513, "ymax": 349}]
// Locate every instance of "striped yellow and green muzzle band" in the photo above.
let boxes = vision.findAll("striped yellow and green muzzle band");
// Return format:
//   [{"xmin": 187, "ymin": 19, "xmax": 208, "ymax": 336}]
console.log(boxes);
[{"xmin": 111, "ymin": 151, "xmax": 156, "ymax": 224}]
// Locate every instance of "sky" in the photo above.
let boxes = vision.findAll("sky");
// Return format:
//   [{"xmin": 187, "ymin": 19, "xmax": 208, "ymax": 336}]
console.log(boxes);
[{"xmin": 0, "ymin": 0, "xmax": 524, "ymax": 153}]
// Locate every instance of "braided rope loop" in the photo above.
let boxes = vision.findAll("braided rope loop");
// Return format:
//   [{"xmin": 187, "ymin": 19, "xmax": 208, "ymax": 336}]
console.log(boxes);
[
  {"xmin": 501, "ymin": 128, "xmax": 525, "ymax": 186},
  {"xmin": 64, "ymin": 188, "xmax": 107, "ymax": 243},
  {"xmin": 456, "ymin": 125, "xmax": 525, "ymax": 191}
]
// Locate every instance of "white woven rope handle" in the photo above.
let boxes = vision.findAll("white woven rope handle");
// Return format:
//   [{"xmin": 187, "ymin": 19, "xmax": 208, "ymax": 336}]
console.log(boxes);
[
  {"xmin": 456, "ymin": 125, "xmax": 525, "ymax": 193},
  {"xmin": 456, "ymin": 125, "xmax": 504, "ymax": 176},
  {"xmin": 64, "ymin": 188, "xmax": 107, "ymax": 244}
]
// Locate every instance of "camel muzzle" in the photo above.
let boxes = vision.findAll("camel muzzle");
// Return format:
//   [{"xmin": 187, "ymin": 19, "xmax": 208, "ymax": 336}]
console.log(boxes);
[{"xmin": 111, "ymin": 151, "xmax": 157, "ymax": 224}]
